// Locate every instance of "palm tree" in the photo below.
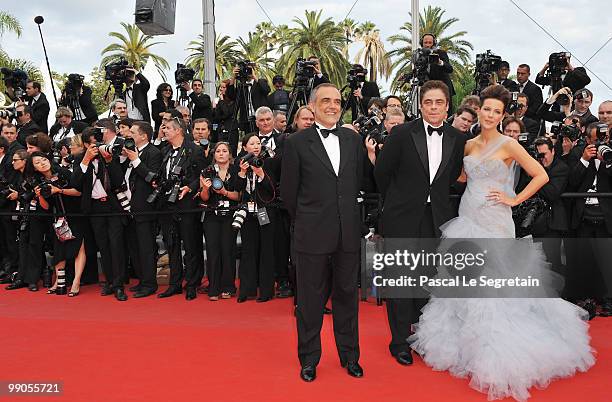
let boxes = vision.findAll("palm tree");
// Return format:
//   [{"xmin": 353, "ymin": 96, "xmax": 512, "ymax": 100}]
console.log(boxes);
[
  {"xmin": 354, "ymin": 21, "xmax": 391, "ymax": 82},
  {"xmin": 185, "ymin": 34, "xmax": 241, "ymax": 81},
  {"xmin": 276, "ymin": 10, "xmax": 349, "ymax": 88},
  {"xmin": 339, "ymin": 18, "xmax": 358, "ymax": 57},
  {"xmin": 235, "ymin": 32, "xmax": 276, "ymax": 84},
  {"xmin": 255, "ymin": 22, "xmax": 276, "ymax": 58},
  {"xmin": 387, "ymin": 5, "xmax": 474, "ymax": 93},
  {"xmin": 0, "ymin": 11, "xmax": 22, "ymax": 38},
  {"xmin": 100, "ymin": 22, "xmax": 170, "ymax": 79},
  {"xmin": 272, "ymin": 24, "xmax": 291, "ymax": 54}
]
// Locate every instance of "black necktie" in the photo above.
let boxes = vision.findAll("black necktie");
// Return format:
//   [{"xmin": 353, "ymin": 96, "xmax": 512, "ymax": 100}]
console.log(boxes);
[
  {"xmin": 427, "ymin": 125, "xmax": 443, "ymax": 136},
  {"xmin": 320, "ymin": 127, "xmax": 338, "ymax": 138}
]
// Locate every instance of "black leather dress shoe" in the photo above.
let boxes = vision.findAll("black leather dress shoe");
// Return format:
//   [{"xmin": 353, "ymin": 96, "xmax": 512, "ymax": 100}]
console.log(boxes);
[
  {"xmin": 28, "ymin": 283, "xmax": 39, "ymax": 292},
  {"xmin": 344, "ymin": 361, "xmax": 363, "ymax": 378},
  {"xmin": 237, "ymin": 296, "xmax": 247, "ymax": 303},
  {"xmin": 133, "ymin": 289, "xmax": 156, "ymax": 298},
  {"xmin": 185, "ymin": 288, "xmax": 197, "ymax": 301},
  {"xmin": 300, "ymin": 365, "xmax": 316, "ymax": 382},
  {"xmin": 114, "ymin": 288, "xmax": 128, "ymax": 301},
  {"xmin": 396, "ymin": 351, "xmax": 413, "ymax": 366},
  {"xmin": 101, "ymin": 286, "xmax": 114, "ymax": 296},
  {"xmin": 157, "ymin": 287, "xmax": 182, "ymax": 298},
  {"xmin": 129, "ymin": 284, "xmax": 143, "ymax": 292},
  {"xmin": 6, "ymin": 280, "xmax": 26, "ymax": 290},
  {"xmin": 323, "ymin": 306, "xmax": 332, "ymax": 315},
  {"xmin": 256, "ymin": 296, "xmax": 272, "ymax": 303}
]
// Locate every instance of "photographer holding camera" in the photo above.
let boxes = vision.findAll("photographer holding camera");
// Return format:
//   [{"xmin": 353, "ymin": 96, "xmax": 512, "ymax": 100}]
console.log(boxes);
[
  {"xmin": 59, "ymin": 74, "xmax": 98, "ymax": 125},
  {"xmin": 536, "ymin": 53, "xmax": 591, "ymax": 96},
  {"xmin": 184, "ymin": 79, "xmax": 213, "ymax": 121},
  {"xmin": 515, "ymin": 137, "xmax": 569, "ymax": 271},
  {"xmin": 566, "ymin": 122, "xmax": 612, "ymax": 317},
  {"xmin": 153, "ymin": 118, "xmax": 206, "ymax": 300},
  {"xmin": 117, "ymin": 121, "xmax": 162, "ymax": 298},
  {"xmin": 122, "ymin": 68, "xmax": 151, "ymax": 123},
  {"xmin": 420, "ymin": 34, "xmax": 454, "ymax": 112},
  {"xmin": 25, "ymin": 81, "xmax": 50, "ymax": 133},
  {"xmin": 347, "ymin": 64, "xmax": 380, "ymax": 122},
  {"xmin": 72, "ymin": 123, "xmax": 129, "ymax": 301},
  {"xmin": 15, "ymin": 104, "xmax": 41, "ymax": 146},
  {"xmin": 226, "ymin": 61, "xmax": 271, "ymax": 134},
  {"xmin": 496, "ymin": 61, "xmax": 520, "ymax": 92},
  {"xmin": 199, "ymin": 142, "xmax": 245, "ymax": 301},
  {"xmin": 514, "ymin": 93, "xmax": 540, "ymax": 137},
  {"xmin": 110, "ymin": 99, "xmax": 129, "ymax": 124},
  {"xmin": 49, "ymin": 107, "xmax": 88, "ymax": 144}
]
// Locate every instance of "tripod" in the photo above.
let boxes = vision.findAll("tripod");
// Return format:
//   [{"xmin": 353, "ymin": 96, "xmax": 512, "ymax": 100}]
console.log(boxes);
[
  {"xmin": 405, "ymin": 75, "xmax": 422, "ymax": 120},
  {"xmin": 175, "ymin": 85, "xmax": 192, "ymax": 109},
  {"xmin": 63, "ymin": 88, "xmax": 85, "ymax": 121},
  {"xmin": 286, "ymin": 83, "xmax": 311, "ymax": 126},
  {"xmin": 233, "ymin": 80, "xmax": 256, "ymax": 134},
  {"xmin": 104, "ymin": 81, "xmax": 125, "ymax": 119}
]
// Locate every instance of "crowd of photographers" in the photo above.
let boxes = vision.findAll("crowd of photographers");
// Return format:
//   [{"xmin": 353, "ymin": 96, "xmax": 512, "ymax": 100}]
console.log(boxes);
[{"xmin": 0, "ymin": 42, "xmax": 611, "ymax": 317}]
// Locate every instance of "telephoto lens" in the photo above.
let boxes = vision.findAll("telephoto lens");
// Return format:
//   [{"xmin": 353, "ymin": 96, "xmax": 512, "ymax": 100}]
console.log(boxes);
[{"xmin": 232, "ymin": 207, "xmax": 248, "ymax": 230}]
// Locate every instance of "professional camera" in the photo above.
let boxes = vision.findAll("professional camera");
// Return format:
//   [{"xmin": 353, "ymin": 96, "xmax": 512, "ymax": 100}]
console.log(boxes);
[
  {"xmin": 232, "ymin": 204, "xmax": 249, "ymax": 230},
  {"xmin": 546, "ymin": 52, "xmax": 571, "ymax": 105},
  {"xmin": 0, "ymin": 177, "xmax": 13, "ymax": 201},
  {"xmin": 411, "ymin": 47, "xmax": 440, "ymax": 85},
  {"xmin": 506, "ymin": 92, "xmax": 520, "ymax": 114},
  {"xmin": 202, "ymin": 165, "xmax": 224, "ymax": 191},
  {"xmin": 64, "ymin": 73, "xmax": 84, "ymax": 98},
  {"xmin": 174, "ymin": 63, "xmax": 196, "ymax": 85},
  {"xmin": 347, "ymin": 65, "xmax": 368, "ymax": 90},
  {"xmin": 594, "ymin": 123, "xmax": 612, "ymax": 163},
  {"xmin": 236, "ymin": 60, "xmax": 255, "ymax": 82},
  {"xmin": 1, "ymin": 67, "xmax": 28, "ymax": 100},
  {"xmin": 0, "ymin": 109, "xmax": 15, "ymax": 119},
  {"xmin": 294, "ymin": 58, "xmax": 317, "ymax": 87},
  {"xmin": 98, "ymin": 137, "xmax": 125, "ymax": 158},
  {"xmin": 240, "ymin": 148, "xmax": 269, "ymax": 168},
  {"xmin": 473, "ymin": 50, "xmax": 503, "ymax": 94},
  {"xmin": 104, "ymin": 58, "xmax": 130, "ymax": 90},
  {"xmin": 37, "ymin": 178, "xmax": 54, "ymax": 199},
  {"xmin": 146, "ymin": 165, "xmax": 184, "ymax": 204},
  {"xmin": 551, "ymin": 120, "xmax": 580, "ymax": 142},
  {"xmin": 354, "ymin": 110, "xmax": 386, "ymax": 144},
  {"xmin": 513, "ymin": 197, "xmax": 549, "ymax": 237},
  {"xmin": 123, "ymin": 137, "xmax": 136, "ymax": 152},
  {"xmin": 198, "ymin": 138, "xmax": 209, "ymax": 150}
]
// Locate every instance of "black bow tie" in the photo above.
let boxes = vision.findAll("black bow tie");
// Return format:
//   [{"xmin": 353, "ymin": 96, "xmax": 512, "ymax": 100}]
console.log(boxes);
[
  {"xmin": 427, "ymin": 125, "xmax": 443, "ymax": 136},
  {"xmin": 319, "ymin": 127, "xmax": 338, "ymax": 138}
]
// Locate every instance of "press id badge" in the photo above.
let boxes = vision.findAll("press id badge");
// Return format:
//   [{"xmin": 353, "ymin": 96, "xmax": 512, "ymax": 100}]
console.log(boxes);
[
  {"xmin": 257, "ymin": 207, "xmax": 271, "ymax": 226},
  {"xmin": 247, "ymin": 201, "xmax": 257, "ymax": 213}
]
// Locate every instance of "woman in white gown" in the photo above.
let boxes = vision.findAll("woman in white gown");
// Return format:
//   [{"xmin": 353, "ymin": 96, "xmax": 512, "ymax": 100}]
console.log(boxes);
[{"xmin": 409, "ymin": 85, "xmax": 595, "ymax": 401}]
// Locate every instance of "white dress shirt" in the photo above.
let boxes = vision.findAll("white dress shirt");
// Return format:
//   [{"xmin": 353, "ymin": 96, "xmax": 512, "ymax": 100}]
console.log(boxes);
[
  {"xmin": 315, "ymin": 122, "xmax": 340, "ymax": 176},
  {"xmin": 423, "ymin": 120, "xmax": 444, "ymax": 202},
  {"xmin": 80, "ymin": 159, "xmax": 108, "ymax": 200},
  {"xmin": 125, "ymin": 85, "xmax": 144, "ymax": 120},
  {"xmin": 52, "ymin": 126, "xmax": 75, "ymax": 143},
  {"xmin": 124, "ymin": 143, "xmax": 149, "ymax": 201},
  {"xmin": 259, "ymin": 131, "xmax": 277, "ymax": 152},
  {"xmin": 581, "ymin": 157, "xmax": 601, "ymax": 205}
]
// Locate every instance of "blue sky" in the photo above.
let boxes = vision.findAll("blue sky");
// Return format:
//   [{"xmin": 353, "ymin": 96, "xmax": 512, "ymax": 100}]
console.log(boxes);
[{"xmin": 2, "ymin": 0, "xmax": 611, "ymax": 102}]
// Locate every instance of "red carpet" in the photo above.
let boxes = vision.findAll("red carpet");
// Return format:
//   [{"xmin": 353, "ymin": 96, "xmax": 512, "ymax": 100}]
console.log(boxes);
[{"xmin": 1, "ymin": 284, "xmax": 610, "ymax": 402}]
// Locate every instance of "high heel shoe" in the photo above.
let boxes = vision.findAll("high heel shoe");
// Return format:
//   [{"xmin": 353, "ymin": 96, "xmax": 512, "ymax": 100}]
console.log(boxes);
[
  {"xmin": 68, "ymin": 290, "xmax": 80, "ymax": 297},
  {"xmin": 47, "ymin": 288, "xmax": 57, "ymax": 294}
]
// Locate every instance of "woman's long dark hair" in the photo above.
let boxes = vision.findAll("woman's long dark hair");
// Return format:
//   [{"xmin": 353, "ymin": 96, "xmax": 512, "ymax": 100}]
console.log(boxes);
[
  {"xmin": 24, "ymin": 151, "xmax": 54, "ymax": 181},
  {"xmin": 156, "ymin": 82, "xmax": 173, "ymax": 101}
]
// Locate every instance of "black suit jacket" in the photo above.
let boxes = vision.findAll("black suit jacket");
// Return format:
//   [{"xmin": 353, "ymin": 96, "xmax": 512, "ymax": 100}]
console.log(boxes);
[
  {"xmin": 499, "ymin": 78, "xmax": 519, "ymax": 92},
  {"xmin": 517, "ymin": 158, "xmax": 569, "ymax": 232},
  {"xmin": 520, "ymin": 81, "xmax": 543, "ymax": 120},
  {"xmin": 150, "ymin": 98, "xmax": 176, "ymax": 134},
  {"xmin": 189, "ymin": 92, "xmax": 213, "ymax": 120},
  {"xmin": 535, "ymin": 67, "xmax": 591, "ymax": 93},
  {"xmin": 158, "ymin": 140, "xmax": 207, "ymax": 209},
  {"xmin": 71, "ymin": 155, "xmax": 126, "ymax": 214},
  {"xmin": 348, "ymin": 81, "xmax": 380, "ymax": 121},
  {"xmin": 522, "ymin": 116, "xmax": 540, "ymax": 137},
  {"xmin": 118, "ymin": 144, "xmax": 162, "ymax": 222},
  {"xmin": 281, "ymin": 126, "xmax": 365, "ymax": 254},
  {"xmin": 568, "ymin": 151, "xmax": 612, "ymax": 233},
  {"xmin": 28, "ymin": 93, "xmax": 50, "ymax": 133},
  {"xmin": 123, "ymin": 73, "xmax": 151, "ymax": 123},
  {"xmin": 17, "ymin": 120, "xmax": 41, "ymax": 146},
  {"xmin": 428, "ymin": 49, "xmax": 455, "ymax": 96},
  {"xmin": 375, "ymin": 119, "xmax": 465, "ymax": 237}
]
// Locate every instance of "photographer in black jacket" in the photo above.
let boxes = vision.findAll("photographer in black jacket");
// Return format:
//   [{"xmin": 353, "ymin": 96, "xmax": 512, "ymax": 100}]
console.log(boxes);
[
  {"xmin": 59, "ymin": 74, "xmax": 98, "ymax": 125},
  {"xmin": 186, "ymin": 79, "xmax": 213, "ymax": 121},
  {"xmin": 226, "ymin": 62, "xmax": 271, "ymax": 134}
]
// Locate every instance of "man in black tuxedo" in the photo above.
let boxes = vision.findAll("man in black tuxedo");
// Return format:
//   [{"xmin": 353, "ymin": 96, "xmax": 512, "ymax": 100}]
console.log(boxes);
[
  {"xmin": 15, "ymin": 104, "xmax": 41, "ymax": 146},
  {"xmin": 374, "ymin": 80, "xmax": 465, "ymax": 366},
  {"xmin": 516, "ymin": 64, "xmax": 543, "ymax": 120},
  {"xmin": 281, "ymin": 83, "xmax": 366, "ymax": 382},
  {"xmin": 155, "ymin": 118, "xmax": 206, "ymax": 300},
  {"xmin": 183, "ymin": 79, "xmax": 212, "ymax": 120},
  {"xmin": 123, "ymin": 68, "xmax": 151, "ymax": 123},
  {"xmin": 118, "ymin": 121, "xmax": 162, "ymax": 298},
  {"xmin": 496, "ymin": 61, "xmax": 520, "ymax": 93},
  {"xmin": 25, "ymin": 80, "xmax": 50, "ymax": 133},
  {"xmin": 226, "ymin": 63, "xmax": 270, "ymax": 134},
  {"xmin": 347, "ymin": 64, "xmax": 380, "ymax": 122},
  {"xmin": 1, "ymin": 123, "xmax": 24, "ymax": 159},
  {"xmin": 72, "ymin": 122, "xmax": 129, "ymax": 301},
  {"xmin": 59, "ymin": 80, "xmax": 98, "ymax": 125},
  {"xmin": 421, "ymin": 34, "xmax": 455, "ymax": 113}
]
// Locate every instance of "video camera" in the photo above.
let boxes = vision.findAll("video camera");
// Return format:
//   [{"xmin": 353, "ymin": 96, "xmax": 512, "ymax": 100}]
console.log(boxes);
[
  {"xmin": 174, "ymin": 63, "xmax": 195, "ymax": 85},
  {"xmin": 294, "ymin": 58, "xmax": 317, "ymax": 87},
  {"xmin": 546, "ymin": 52, "xmax": 571, "ymax": 105},
  {"xmin": 63, "ymin": 73, "xmax": 84, "ymax": 100},
  {"xmin": 474, "ymin": 50, "xmax": 503, "ymax": 94},
  {"xmin": 411, "ymin": 47, "xmax": 440, "ymax": 85},
  {"xmin": 146, "ymin": 165, "xmax": 185, "ymax": 204},
  {"xmin": 347, "ymin": 65, "xmax": 367, "ymax": 90},
  {"xmin": 1, "ymin": 67, "xmax": 28, "ymax": 101},
  {"xmin": 236, "ymin": 60, "xmax": 255, "ymax": 83},
  {"xmin": 104, "ymin": 58, "xmax": 131, "ymax": 89}
]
